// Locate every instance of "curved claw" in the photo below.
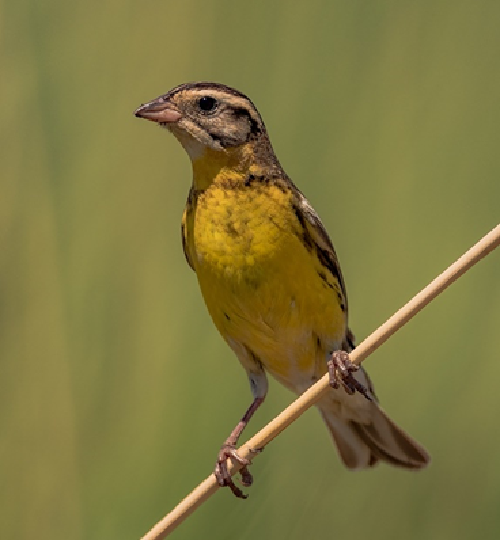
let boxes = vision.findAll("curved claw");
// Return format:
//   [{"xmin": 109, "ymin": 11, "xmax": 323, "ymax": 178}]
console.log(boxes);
[
  {"xmin": 215, "ymin": 444, "xmax": 251, "ymax": 499},
  {"xmin": 328, "ymin": 350, "xmax": 373, "ymax": 402},
  {"xmin": 240, "ymin": 466, "xmax": 253, "ymax": 487},
  {"xmin": 213, "ymin": 396, "xmax": 265, "ymax": 499}
]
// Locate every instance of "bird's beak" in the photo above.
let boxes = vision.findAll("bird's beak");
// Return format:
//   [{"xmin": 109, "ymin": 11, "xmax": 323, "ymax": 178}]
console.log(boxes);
[{"xmin": 134, "ymin": 97, "xmax": 182, "ymax": 124}]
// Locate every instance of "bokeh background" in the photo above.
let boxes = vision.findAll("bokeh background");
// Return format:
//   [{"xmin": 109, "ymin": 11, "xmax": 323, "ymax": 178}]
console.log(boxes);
[{"xmin": 2, "ymin": 1, "xmax": 500, "ymax": 539}]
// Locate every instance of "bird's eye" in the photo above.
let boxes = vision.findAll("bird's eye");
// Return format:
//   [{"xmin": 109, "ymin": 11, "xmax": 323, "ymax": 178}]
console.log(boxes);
[{"xmin": 198, "ymin": 96, "xmax": 218, "ymax": 112}]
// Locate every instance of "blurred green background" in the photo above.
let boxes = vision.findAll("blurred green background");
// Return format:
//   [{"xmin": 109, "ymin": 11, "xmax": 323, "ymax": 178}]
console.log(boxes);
[{"xmin": 2, "ymin": 1, "xmax": 500, "ymax": 539}]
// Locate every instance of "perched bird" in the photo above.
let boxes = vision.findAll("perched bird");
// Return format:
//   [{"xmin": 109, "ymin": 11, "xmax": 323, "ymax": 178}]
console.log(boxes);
[{"xmin": 135, "ymin": 82, "xmax": 430, "ymax": 498}]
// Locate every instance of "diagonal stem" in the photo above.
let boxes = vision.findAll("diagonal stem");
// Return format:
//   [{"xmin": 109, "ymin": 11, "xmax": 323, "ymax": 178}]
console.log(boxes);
[{"xmin": 141, "ymin": 222, "xmax": 500, "ymax": 540}]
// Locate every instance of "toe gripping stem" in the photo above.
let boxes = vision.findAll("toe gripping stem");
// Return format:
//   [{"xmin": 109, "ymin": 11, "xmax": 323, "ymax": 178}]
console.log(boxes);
[
  {"xmin": 327, "ymin": 350, "xmax": 373, "ymax": 402},
  {"xmin": 214, "ymin": 396, "xmax": 264, "ymax": 499}
]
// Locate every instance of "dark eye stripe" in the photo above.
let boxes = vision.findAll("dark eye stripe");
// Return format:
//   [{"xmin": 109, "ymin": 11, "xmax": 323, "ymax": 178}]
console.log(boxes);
[{"xmin": 232, "ymin": 107, "xmax": 262, "ymax": 137}]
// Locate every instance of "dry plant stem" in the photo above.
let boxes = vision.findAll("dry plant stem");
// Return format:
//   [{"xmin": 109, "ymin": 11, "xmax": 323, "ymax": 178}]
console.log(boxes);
[{"xmin": 141, "ymin": 223, "xmax": 500, "ymax": 540}]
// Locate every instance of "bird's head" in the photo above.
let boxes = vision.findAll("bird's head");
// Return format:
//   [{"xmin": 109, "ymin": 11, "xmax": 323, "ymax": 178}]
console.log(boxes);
[{"xmin": 135, "ymin": 82, "xmax": 278, "ymax": 176}]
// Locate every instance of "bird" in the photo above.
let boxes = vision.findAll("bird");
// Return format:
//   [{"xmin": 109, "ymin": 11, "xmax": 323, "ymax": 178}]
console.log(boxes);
[{"xmin": 134, "ymin": 82, "xmax": 430, "ymax": 498}]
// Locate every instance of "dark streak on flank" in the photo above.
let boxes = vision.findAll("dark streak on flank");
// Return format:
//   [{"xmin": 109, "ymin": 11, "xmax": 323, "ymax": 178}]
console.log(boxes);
[
  {"xmin": 296, "ymin": 192, "xmax": 348, "ymax": 304},
  {"xmin": 292, "ymin": 202, "xmax": 314, "ymax": 251},
  {"xmin": 345, "ymin": 329, "xmax": 356, "ymax": 351},
  {"xmin": 318, "ymin": 273, "xmax": 346, "ymax": 312},
  {"xmin": 315, "ymin": 245, "xmax": 344, "ymax": 297},
  {"xmin": 318, "ymin": 271, "xmax": 334, "ymax": 290},
  {"xmin": 224, "ymin": 312, "xmax": 231, "ymax": 321},
  {"xmin": 291, "ymin": 199, "xmax": 348, "ymax": 313},
  {"xmin": 181, "ymin": 220, "xmax": 189, "ymax": 265}
]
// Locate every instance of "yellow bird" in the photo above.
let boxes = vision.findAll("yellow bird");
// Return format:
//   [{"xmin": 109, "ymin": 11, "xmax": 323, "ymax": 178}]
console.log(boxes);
[{"xmin": 135, "ymin": 82, "xmax": 429, "ymax": 498}]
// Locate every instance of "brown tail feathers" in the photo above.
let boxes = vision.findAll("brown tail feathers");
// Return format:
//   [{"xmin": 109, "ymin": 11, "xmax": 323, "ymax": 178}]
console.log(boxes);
[{"xmin": 319, "ymin": 403, "xmax": 430, "ymax": 470}]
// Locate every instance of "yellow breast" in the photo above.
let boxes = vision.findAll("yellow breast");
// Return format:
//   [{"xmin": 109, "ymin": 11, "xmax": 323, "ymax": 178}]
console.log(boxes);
[{"xmin": 184, "ymin": 170, "xmax": 346, "ymax": 388}]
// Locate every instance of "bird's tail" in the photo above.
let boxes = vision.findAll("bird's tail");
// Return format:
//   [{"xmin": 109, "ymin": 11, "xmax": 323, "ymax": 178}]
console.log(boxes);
[{"xmin": 318, "ymin": 402, "xmax": 430, "ymax": 470}]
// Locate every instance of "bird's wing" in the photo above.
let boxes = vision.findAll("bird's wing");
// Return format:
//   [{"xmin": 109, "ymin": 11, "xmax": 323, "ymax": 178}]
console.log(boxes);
[{"xmin": 290, "ymin": 187, "xmax": 349, "ymax": 314}]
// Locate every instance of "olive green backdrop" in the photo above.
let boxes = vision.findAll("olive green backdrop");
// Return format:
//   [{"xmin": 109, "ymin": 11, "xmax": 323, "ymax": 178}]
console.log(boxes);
[{"xmin": 2, "ymin": 1, "xmax": 500, "ymax": 539}]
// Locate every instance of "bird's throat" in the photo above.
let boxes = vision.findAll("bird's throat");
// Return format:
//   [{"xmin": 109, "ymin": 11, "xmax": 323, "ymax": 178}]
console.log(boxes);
[{"xmin": 191, "ymin": 143, "xmax": 262, "ymax": 191}]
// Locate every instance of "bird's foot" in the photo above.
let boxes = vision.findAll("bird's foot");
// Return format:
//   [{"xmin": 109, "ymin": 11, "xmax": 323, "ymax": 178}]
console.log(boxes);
[
  {"xmin": 327, "ymin": 350, "xmax": 372, "ymax": 401},
  {"xmin": 215, "ymin": 443, "xmax": 252, "ymax": 499}
]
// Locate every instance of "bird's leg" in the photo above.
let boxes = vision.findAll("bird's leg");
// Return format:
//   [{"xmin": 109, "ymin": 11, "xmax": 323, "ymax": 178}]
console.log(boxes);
[
  {"xmin": 215, "ymin": 396, "xmax": 264, "ymax": 499},
  {"xmin": 327, "ymin": 350, "xmax": 372, "ymax": 402}
]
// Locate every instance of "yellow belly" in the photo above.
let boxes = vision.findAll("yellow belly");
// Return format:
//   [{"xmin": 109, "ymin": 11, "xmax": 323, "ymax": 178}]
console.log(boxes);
[{"xmin": 187, "ymin": 181, "xmax": 346, "ymax": 390}]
